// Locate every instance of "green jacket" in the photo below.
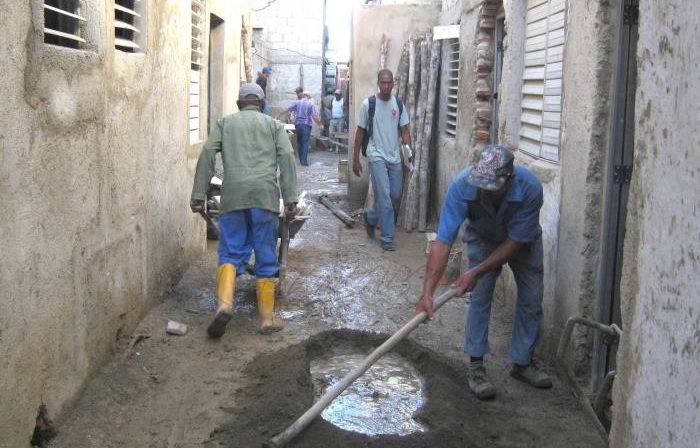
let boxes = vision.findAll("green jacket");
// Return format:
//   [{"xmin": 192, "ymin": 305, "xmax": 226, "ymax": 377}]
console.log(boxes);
[{"xmin": 191, "ymin": 105, "xmax": 298, "ymax": 213}]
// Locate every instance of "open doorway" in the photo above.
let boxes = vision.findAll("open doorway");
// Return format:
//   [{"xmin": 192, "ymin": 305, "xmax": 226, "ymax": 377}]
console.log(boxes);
[{"xmin": 208, "ymin": 14, "xmax": 225, "ymax": 133}]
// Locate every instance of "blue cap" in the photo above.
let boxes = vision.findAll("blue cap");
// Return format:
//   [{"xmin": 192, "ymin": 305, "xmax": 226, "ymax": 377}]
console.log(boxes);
[{"xmin": 262, "ymin": 66, "xmax": 272, "ymax": 74}]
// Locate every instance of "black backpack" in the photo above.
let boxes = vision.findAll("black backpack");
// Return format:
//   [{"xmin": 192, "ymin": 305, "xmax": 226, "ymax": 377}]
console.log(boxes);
[{"xmin": 361, "ymin": 95, "xmax": 404, "ymax": 156}]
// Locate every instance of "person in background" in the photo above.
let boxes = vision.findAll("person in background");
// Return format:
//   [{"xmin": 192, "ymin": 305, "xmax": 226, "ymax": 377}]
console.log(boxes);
[
  {"xmin": 255, "ymin": 66, "xmax": 272, "ymax": 115},
  {"xmin": 277, "ymin": 87, "xmax": 324, "ymax": 166},
  {"xmin": 190, "ymin": 83, "xmax": 298, "ymax": 338},
  {"xmin": 414, "ymin": 145, "xmax": 552, "ymax": 400},
  {"xmin": 329, "ymin": 88, "xmax": 346, "ymax": 152},
  {"xmin": 353, "ymin": 69, "xmax": 411, "ymax": 252}
]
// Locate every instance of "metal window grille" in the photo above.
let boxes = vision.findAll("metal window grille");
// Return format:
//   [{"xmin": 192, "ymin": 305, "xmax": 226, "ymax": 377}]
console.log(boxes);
[
  {"xmin": 115, "ymin": 0, "xmax": 141, "ymax": 52},
  {"xmin": 445, "ymin": 38, "xmax": 460, "ymax": 137},
  {"xmin": 189, "ymin": 0, "xmax": 204, "ymax": 143},
  {"xmin": 519, "ymin": 0, "xmax": 566, "ymax": 162},
  {"xmin": 44, "ymin": 0, "xmax": 86, "ymax": 49}
]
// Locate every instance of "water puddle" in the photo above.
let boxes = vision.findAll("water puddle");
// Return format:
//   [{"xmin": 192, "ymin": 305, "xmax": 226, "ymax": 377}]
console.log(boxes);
[{"xmin": 310, "ymin": 352, "xmax": 427, "ymax": 436}]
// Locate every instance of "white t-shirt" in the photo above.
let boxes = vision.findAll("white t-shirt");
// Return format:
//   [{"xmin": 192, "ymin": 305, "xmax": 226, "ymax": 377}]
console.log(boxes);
[{"xmin": 358, "ymin": 95, "xmax": 409, "ymax": 164}]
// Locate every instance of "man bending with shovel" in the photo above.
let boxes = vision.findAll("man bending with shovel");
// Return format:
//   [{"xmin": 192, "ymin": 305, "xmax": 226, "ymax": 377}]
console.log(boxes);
[
  {"xmin": 191, "ymin": 83, "xmax": 299, "ymax": 338},
  {"xmin": 414, "ymin": 145, "xmax": 552, "ymax": 399}
]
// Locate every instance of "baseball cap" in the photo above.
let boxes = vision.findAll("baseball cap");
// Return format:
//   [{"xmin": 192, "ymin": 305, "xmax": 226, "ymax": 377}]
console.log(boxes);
[
  {"xmin": 334, "ymin": 88, "xmax": 341, "ymax": 95},
  {"xmin": 467, "ymin": 145, "xmax": 515, "ymax": 191},
  {"xmin": 262, "ymin": 66, "xmax": 272, "ymax": 74},
  {"xmin": 238, "ymin": 83, "xmax": 265, "ymax": 100}
]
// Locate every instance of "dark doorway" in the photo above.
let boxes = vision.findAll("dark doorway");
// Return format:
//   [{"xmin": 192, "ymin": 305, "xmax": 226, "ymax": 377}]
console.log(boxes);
[{"xmin": 594, "ymin": 0, "xmax": 639, "ymax": 390}]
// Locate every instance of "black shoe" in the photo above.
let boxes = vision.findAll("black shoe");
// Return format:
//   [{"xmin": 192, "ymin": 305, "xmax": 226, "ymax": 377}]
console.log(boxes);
[
  {"xmin": 362, "ymin": 212, "xmax": 375, "ymax": 239},
  {"xmin": 381, "ymin": 241, "xmax": 396, "ymax": 251},
  {"xmin": 207, "ymin": 310, "xmax": 232, "ymax": 339}
]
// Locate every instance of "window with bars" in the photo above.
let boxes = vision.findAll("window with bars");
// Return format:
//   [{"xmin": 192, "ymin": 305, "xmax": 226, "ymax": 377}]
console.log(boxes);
[
  {"xmin": 519, "ymin": 0, "xmax": 566, "ymax": 162},
  {"xmin": 114, "ymin": 0, "xmax": 142, "ymax": 52},
  {"xmin": 44, "ymin": 0, "xmax": 86, "ymax": 49},
  {"xmin": 445, "ymin": 38, "xmax": 460, "ymax": 137},
  {"xmin": 190, "ymin": 0, "xmax": 204, "ymax": 143}
]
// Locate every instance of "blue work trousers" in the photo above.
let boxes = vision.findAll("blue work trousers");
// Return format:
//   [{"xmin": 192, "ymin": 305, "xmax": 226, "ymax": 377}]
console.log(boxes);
[
  {"xmin": 367, "ymin": 159, "xmax": 403, "ymax": 243},
  {"xmin": 295, "ymin": 123, "xmax": 312, "ymax": 166},
  {"xmin": 464, "ymin": 236, "xmax": 544, "ymax": 365},
  {"xmin": 218, "ymin": 208, "xmax": 279, "ymax": 278}
]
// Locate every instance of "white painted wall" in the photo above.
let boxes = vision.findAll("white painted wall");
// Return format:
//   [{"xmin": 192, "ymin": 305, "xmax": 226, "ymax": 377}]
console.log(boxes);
[{"xmin": 0, "ymin": 1, "xmax": 249, "ymax": 446}]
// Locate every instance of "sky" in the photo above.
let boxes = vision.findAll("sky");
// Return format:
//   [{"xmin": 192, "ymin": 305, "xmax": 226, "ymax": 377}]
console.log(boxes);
[{"xmin": 325, "ymin": 0, "xmax": 363, "ymax": 62}]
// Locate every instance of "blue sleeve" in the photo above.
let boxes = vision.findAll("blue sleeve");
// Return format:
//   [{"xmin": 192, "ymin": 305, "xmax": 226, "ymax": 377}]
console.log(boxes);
[
  {"xmin": 436, "ymin": 178, "xmax": 470, "ymax": 246},
  {"xmin": 358, "ymin": 99, "xmax": 369, "ymax": 130}
]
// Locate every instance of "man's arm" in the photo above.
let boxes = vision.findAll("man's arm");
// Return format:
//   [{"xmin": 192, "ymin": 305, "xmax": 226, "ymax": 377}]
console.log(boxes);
[
  {"xmin": 400, "ymin": 124, "xmax": 411, "ymax": 146},
  {"xmin": 453, "ymin": 238, "xmax": 522, "ymax": 294},
  {"xmin": 414, "ymin": 240, "xmax": 451, "ymax": 319},
  {"xmin": 353, "ymin": 126, "xmax": 365, "ymax": 176}
]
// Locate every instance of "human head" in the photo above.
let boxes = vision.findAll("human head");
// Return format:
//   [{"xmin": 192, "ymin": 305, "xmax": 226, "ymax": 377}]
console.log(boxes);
[
  {"xmin": 262, "ymin": 66, "xmax": 272, "ymax": 76},
  {"xmin": 376, "ymin": 69, "xmax": 394, "ymax": 99},
  {"xmin": 295, "ymin": 86, "xmax": 304, "ymax": 98},
  {"xmin": 467, "ymin": 145, "xmax": 515, "ymax": 191},
  {"xmin": 236, "ymin": 82, "xmax": 265, "ymax": 110},
  {"xmin": 334, "ymin": 88, "xmax": 342, "ymax": 98}
]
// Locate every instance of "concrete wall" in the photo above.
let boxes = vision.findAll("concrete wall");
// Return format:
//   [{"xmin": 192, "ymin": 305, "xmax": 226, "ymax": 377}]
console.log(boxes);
[
  {"xmin": 348, "ymin": 3, "xmax": 441, "ymax": 208},
  {"xmin": 251, "ymin": 0, "xmax": 325, "ymax": 116},
  {"xmin": 0, "ymin": 1, "xmax": 249, "ymax": 446},
  {"xmin": 611, "ymin": 2, "xmax": 700, "ymax": 446}
]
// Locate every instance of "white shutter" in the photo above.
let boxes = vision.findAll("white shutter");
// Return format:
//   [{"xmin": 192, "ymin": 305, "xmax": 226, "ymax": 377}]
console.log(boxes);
[
  {"xmin": 43, "ymin": 1, "xmax": 86, "ymax": 48},
  {"xmin": 114, "ymin": 0, "xmax": 142, "ymax": 52},
  {"xmin": 520, "ymin": 0, "xmax": 566, "ymax": 162},
  {"xmin": 445, "ymin": 38, "xmax": 460, "ymax": 137}
]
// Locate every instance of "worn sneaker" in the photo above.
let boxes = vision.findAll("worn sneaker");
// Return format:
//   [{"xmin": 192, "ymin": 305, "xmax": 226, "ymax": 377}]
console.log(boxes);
[
  {"xmin": 381, "ymin": 241, "xmax": 396, "ymax": 251},
  {"xmin": 510, "ymin": 361, "xmax": 553, "ymax": 389},
  {"xmin": 362, "ymin": 212, "xmax": 375, "ymax": 239},
  {"xmin": 467, "ymin": 362, "xmax": 496, "ymax": 400}
]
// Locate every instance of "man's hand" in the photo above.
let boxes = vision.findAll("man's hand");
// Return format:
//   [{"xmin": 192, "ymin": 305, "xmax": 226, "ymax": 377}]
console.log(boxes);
[
  {"xmin": 190, "ymin": 199, "xmax": 205, "ymax": 213},
  {"xmin": 352, "ymin": 158, "xmax": 363, "ymax": 176},
  {"xmin": 284, "ymin": 202, "xmax": 299, "ymax": 218},
  {"xmin": 451, "ymin": 268, "xmax": 480, "ymax": 296},
  {"xmin": 414, "ymin": 293, "xmax": 435, "ymax": 322}
]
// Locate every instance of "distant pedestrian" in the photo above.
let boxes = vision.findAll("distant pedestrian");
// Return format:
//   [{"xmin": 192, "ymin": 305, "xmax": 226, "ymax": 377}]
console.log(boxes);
[
  {"xmin": 255, "ymin": 66, "xmax": 272, "ymax": 115},
  {"xmin": 329, "ymin": 88, "xmax": 346, "ymax": 152},
  {"xmin": 277, "ymin": 87, "xmax": 324, "ymax": 166},
  {"xmin": 190, "ymin": 83, "xmax": 299, "ymax": 338}
]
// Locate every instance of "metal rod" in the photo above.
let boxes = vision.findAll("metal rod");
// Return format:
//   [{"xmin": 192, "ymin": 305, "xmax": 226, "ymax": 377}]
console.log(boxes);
[{"xmin": 263, "ymin": 288, "xmax": 460, "ymax": 448}]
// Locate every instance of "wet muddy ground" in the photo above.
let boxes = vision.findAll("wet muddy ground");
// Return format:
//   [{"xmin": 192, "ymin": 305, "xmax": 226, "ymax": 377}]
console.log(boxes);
[{"xmin": 47, "ymin": 149, "xmax": 606, "ymax": 448}]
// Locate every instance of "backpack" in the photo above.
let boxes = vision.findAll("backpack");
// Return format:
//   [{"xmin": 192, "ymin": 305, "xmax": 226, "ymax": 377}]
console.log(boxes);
[{"xmin": 361, "ymin": 95, "xmax": 404, "ymax": 157}]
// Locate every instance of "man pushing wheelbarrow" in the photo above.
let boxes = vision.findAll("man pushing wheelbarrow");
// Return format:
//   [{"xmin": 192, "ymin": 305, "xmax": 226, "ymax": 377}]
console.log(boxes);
[{"xmin": 190, "ymin": 83, "xmax": 299, "ymax": 338}]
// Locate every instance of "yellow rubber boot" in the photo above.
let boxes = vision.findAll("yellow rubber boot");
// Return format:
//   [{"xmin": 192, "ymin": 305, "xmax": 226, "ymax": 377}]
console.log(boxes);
[
  {"xmin": 256, "ymin": 278, "xmax": 284, "ymax": 334},
  {"xmin": 207, "ymin": 263, "xmax": 236, "ymax": 338}
]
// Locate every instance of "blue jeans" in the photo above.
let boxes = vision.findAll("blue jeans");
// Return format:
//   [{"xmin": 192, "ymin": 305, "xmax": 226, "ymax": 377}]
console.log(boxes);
[
  {"xmin": 367, "ymin": 159, "xmax": 403, "ymax": 243},
  {"xmin": 464, "ymin": 236, "xmax": 544, "ymax": 365},
  {"xmin": 218, "ymin": 208, "xmax": 279, "ymax": 278},
  {"xmin": 295, "ymin": 123, "xmax": 312, "ymax": 165}
]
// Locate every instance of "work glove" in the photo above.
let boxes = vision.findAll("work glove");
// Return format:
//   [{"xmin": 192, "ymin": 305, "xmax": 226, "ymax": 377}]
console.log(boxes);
[
  {"xmin": 284, "ymin": 202, "xmax": 299, "ymax": 219},
  {"xmin": 190, "ymin": 199, "xmax": 205, "ymax": 213}
]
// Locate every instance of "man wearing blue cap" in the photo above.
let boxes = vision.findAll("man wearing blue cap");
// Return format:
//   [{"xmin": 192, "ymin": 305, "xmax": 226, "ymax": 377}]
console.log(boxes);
[
  {"xmin": 256, "ymin": 66, "xmax": 272, "ymax": 115},
  {"xmin": 414, "ymin": 145, "xmax": 551, "ymax": 400},
  {"xmin": 190, "ymin": 83, "xmax": 298, "ymax": 338}
]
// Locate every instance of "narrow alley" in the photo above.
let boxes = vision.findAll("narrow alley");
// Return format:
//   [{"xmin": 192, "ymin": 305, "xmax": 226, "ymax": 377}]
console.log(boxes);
[{"xmin": 46, "ymin": 150, "xmax": 605, "ymax": 448}]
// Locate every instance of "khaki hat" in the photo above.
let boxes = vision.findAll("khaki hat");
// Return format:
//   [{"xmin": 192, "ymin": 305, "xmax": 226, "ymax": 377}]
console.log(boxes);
[{"xmin": 238, "ymin": 83, "xmax": 265, "ymax": 100}]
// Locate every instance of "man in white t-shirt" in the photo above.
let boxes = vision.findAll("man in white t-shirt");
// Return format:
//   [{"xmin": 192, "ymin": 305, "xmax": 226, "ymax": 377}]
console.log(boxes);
[{"xmin": 352, "ymin": 69, "xmax": 412, "ymax": 251}]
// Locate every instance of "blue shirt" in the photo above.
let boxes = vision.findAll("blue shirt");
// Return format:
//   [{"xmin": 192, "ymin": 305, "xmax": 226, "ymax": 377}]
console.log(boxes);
[
  {"xmin": 436, "ymin": 165, "xmax": 543, "ymax": 246},
  {"xmin": 287, "ymin": 99, "xmax": 318, "ymax": 126}
]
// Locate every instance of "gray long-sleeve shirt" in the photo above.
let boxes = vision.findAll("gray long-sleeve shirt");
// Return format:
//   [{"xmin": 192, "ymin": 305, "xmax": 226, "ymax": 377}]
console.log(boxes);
[{"xmin": 191, "ymin": 105, "xmax": 298, "ymax": 214}]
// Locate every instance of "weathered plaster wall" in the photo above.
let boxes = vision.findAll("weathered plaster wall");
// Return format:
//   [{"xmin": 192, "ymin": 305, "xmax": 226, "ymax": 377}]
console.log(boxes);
[
  {"xmin": 611, "ymin": 2, "xmax": 700, "ymax": 446},
  {"xmin": 348, "ymin": 3, "xmax": 441, "ymax": 208},
  {"xmin": 251, "ymin": 0, "xmax": 325, "ymax": 116},
  {"xmin": 0, "ymin": 1, "xmax": 248, "ymax": 446}
]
